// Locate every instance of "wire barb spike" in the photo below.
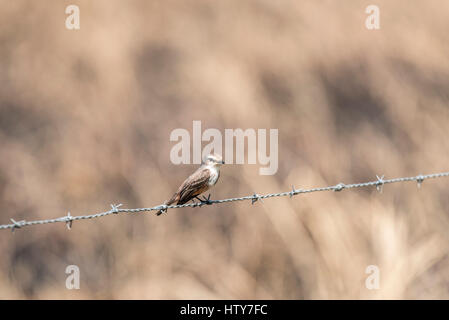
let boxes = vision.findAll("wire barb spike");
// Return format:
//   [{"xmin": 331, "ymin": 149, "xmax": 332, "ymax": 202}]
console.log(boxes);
[
  {"xmin": 65, "ymin": 212, "xmax": 73, "ymax": 230},
  {"xmin": 10, "ymin": 218, "xmax": 25, "ymax": 233},
  {"xmin": 376, "ymin": 175, "xmax": 385, "ymax": 193},
  {"xmin": 290, "ymin": 185, "xmax": 297, "ymax": 198},
  {"xmin": 110, "ymin": 203, "xmax": 123, "ymax": 214},
  {"xmin": 416, "ymin": 174, "xmax": 424, "ymax": 189},
  {"xmin": 157, "ymin": 204, "xmax": 168, "ymax": 214},
  {"xmin": 334, "ymin": 183, "xmax": 346, "ymax": 192},
  {"xmin": 251, "ymin": 193, "xmax": 262, "ymax": 205}
]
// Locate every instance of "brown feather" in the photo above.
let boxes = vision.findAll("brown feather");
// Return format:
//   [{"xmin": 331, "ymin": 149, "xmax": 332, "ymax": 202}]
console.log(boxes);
[
  {"xmin": 176, "ymin": 167, "xmax": 212, "ymax": 204},
  {"xmin": 156, "ymin": 166, "xmax": 214, "ymax": 215}
]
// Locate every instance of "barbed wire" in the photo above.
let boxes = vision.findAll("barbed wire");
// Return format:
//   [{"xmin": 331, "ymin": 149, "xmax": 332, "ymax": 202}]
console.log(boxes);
[{"xmin": 1, "ymin": 171, "xmax": 448, "ymax": 232}]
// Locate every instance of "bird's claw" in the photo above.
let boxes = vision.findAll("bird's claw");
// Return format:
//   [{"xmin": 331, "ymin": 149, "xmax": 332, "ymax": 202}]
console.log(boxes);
[{"xmin": 198, "ymin": 194, "xmax": 213, "ymax": 206}]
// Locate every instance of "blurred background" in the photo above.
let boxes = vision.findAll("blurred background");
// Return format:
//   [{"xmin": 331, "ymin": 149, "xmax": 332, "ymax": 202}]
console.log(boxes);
[{"xmin": 1, "ymin": 0, "xmax": 449, "ymax": 299}]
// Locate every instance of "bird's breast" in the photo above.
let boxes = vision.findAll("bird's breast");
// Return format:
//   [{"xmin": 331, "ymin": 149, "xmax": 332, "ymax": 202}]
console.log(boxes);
[{"xmin": 208, "ymin": 167, "xmax": 220, "ymax": 186}]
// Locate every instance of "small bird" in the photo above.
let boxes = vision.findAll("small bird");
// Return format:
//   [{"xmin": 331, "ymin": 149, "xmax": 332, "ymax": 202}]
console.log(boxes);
[{"xmin": 156, "ymin": 154, "xmax": 225, "ymax": 215}]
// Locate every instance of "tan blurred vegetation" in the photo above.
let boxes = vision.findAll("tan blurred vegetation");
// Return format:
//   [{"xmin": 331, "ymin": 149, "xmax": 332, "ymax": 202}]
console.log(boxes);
[{"xmin": 1, "ymin": 0, "xmax": 449, "ymax": 299}]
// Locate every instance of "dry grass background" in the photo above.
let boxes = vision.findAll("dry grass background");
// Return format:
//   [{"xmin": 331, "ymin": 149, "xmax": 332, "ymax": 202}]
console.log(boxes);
[{"xmin": 0, "ymin": 0, "xmax": 449, "ymax": 299}]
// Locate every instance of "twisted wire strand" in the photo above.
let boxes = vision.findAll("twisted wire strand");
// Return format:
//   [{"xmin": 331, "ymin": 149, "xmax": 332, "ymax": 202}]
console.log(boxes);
[{"xmin": 1, "ymin": 171, "xmax": 448, "ymax": 232}]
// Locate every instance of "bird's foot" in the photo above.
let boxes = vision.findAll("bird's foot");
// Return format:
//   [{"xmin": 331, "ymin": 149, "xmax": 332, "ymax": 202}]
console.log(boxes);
[{"xmin": 196, "ymin": 194, "xmax": 213, "ymax": 206}]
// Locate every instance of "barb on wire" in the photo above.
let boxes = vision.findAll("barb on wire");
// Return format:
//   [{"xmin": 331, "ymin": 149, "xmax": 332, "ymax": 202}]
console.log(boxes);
[
  {"xmin": 251, "ymin": 193, "xmax": 263, "ymax": 204},
  {"xmin": 110, "ymin": 203, "xmax": 123, "ymax": 214},
  {"xmin": 416, "ymin": 174, "xmax": 424, "ymax": 189},
  {"xmin": 333, "ymin": 183, "xmax": 346, "ymax": 192},
  {"xmin": 65, "ymin": 212, "xmax": 73, "ymax": 230},
  {"xmin": 1, "ymin": 171, "xmax": 448, "ymax": 232},
  {"xmin": 376, "ymin": 175, "xmax": 385, "ymax": 193},
  {"xmin": 10, "ymin": 219, "xmax": 25, "ymax": 233}
]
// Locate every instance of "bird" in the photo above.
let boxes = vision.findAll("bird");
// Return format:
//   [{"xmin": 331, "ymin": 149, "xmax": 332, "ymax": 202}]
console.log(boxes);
[{"xmin": 156, "ymin": 154, "xmax": 225, "ymax": 215}]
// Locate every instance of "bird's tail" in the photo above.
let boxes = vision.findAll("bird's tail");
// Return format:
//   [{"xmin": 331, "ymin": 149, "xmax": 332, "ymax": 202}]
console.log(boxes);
[{"xmin": 155, "ymin": 196, "xmax": 176, "ymax": 216}]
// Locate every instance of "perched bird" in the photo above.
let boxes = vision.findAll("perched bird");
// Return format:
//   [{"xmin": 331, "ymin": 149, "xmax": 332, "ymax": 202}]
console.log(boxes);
[{"xmin": 156, "ymin": 154, "xmax": 225, "ymax": 215}]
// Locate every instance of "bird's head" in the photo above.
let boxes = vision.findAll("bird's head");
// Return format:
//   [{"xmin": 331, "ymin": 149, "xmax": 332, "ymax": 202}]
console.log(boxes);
[{"xmin": 203, "ymin": 154, "xmax": 225, "ymax": 167}]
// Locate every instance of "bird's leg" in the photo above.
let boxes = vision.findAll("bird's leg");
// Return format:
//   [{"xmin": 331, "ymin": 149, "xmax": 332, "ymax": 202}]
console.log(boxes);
[{"xmin": 199, "ymin": 194, "xmax": 213, "ymax": 205}]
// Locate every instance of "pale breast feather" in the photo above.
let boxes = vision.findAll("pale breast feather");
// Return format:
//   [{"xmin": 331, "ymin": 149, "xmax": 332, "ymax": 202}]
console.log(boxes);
[{"xmin": 208, "ymin": 167, "xmax": 220, "ymax": 186}]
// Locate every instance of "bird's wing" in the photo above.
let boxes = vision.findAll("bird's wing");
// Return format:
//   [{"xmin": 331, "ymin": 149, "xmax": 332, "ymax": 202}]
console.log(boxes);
[{"xmin": 176, "ymin": 167, "xmax": 212, "ymax": 205}]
